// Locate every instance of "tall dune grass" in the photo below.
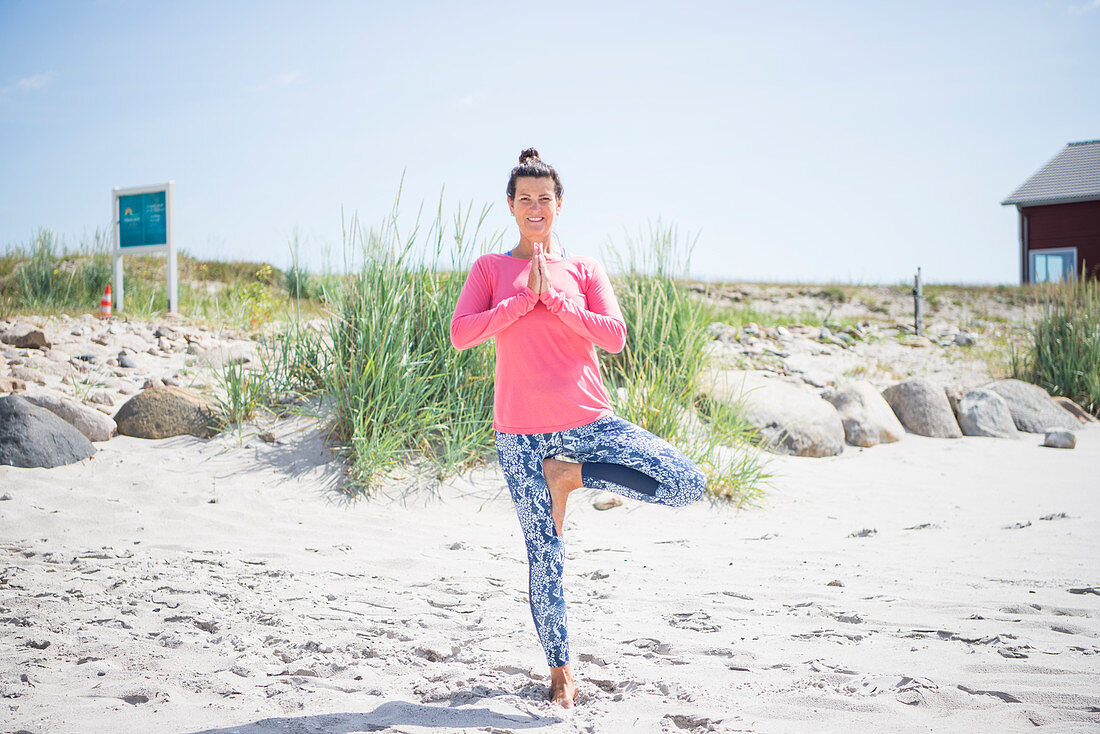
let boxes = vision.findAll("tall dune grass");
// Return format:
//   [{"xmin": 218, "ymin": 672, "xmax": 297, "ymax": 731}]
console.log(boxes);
[
  {"xmin": 1011, "ymin": 275, "xmax": 1100, "ymax": 414},
  {"xmin": 606, "ymin": 224, "xmax": 768, "ymax": 504}
]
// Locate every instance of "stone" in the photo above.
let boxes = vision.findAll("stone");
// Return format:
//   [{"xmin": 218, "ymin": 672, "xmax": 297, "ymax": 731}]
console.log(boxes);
[
  {"xmin": 1043, "ymin": 429, "xmax": 1076, "ymax": 449},
  {"xmin": 118, "ymin": 353, "xmax": 139, "ymax": 369},
  {"xmin": 0, "ymin": 375, "xmax": 28, "ymax": 393},
  {"xmin": 700, "ymin": 369, "xmax": 844, "ymax": 457},
  {"xmin": 954, "ymin": 332, "xmax": 976, "ymax": 347},
  {"xmin": 593, "ymin": 493, "xmax": 624, "ymax": 511},
  {"xmin": 0, "ymin": 395, "xmax": 95, "ymax": 468},
  {"xmin": 113, "ymin": 385, "xmax": 220, "ymax": 439},
  {"xmin": 882, "ymin": 379, "xmax": 962, "ymax": 438},
  {"xmin": 21, "ymin": 389, "xmax": 116, "ymax": 442},
  {"xmin": 87, "ymin": 390, "xmax": 115, "ymax": 406},
  {"xmin": 822, "ymin": 381, "xmax": 905, "ymax": 447},
  {"xmin": 9, "ymin": 366, "xmax": 46, "ymax": 386},
  {"xmin": 1052, "ymin": 396, "xmax": 1096, "ymax": 424},
  {"xmin": 987, "ymin": 379, "xmax": 1079, "ymax": 433},
  {"xmin": 199, "ymin": 343, "xmax": 257, "ymax": 369},
  {"xmin": 956, "ymin": 389, "xmax": 1019, "ymax": 439},
  {"xmin": 0, "ymin": 324, "xmax": 51, "ymax": 350}
]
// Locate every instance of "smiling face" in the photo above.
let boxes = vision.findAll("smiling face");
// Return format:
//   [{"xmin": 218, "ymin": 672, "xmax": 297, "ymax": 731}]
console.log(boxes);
[{"xmin": 508, "ymin": 176, "xmax": 561, "ymax": 245}]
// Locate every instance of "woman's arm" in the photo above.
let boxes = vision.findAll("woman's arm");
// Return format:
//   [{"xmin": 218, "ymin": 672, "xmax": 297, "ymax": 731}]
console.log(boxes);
[
  {"xmin": 540, "ymin": 260, "xmax": 627, "ymax": 354},
  {"xmin": 450, "ymin": 258, "xmax": 539, "ymax": 350}
]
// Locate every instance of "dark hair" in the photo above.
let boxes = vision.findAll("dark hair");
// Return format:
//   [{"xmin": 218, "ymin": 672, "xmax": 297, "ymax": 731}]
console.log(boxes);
[{"xmin": 506, "ymin": 148, "xmax": 564, "ymax": 200}]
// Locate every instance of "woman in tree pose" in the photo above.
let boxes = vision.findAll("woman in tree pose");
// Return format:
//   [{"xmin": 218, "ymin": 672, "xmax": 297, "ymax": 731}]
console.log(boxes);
[{"xmin": 450, "ymin": 148, "xmax": 706, "ymax": 708}]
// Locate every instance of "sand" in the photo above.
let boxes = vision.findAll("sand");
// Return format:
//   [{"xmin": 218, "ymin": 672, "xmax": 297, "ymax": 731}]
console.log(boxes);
[{"xmin": 1, "ymin": 415, "xmax": 1098, "ymax": 733}]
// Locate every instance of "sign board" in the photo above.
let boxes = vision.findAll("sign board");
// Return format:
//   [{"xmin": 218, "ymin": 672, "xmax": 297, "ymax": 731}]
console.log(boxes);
[
  {"xmin": 119, "ymin": 191, "xmax": 167, "ymax": 248},
  {"xmin": 112, "ymin": 182, "xmax": 177, "ymax": 312}
]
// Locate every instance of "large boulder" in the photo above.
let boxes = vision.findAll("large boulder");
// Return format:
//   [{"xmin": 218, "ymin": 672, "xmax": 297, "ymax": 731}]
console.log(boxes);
[
  {"xmin": 956, "ymin": 389, "xmax": 1019, "ymax": 439},
  {"xmin": 0, "ymin": 323, "xmax": 51, "ymax": 350},
  {"xmin": 882, "ymin": 379, "xmax": 962, "ymax": 438},
  {"xmin": 987, "ymin": 379, "xmax": 1079, "ymax": 433},
  {"xmin": 22, "ymin": 389, "xmax": 116, "ymax": 442},
  {"xmin": 0, "ymin": 395, "xmax": 95, "ymax": 468},
  {"xmin": 822, "ymin": 381, "xmax": 905, "ymax": 447},
  {"xmin": 701, "ymin": 370, "xmax": 844, "ymax": 457},
  {"xmin": 113, "ymin": 385, "xmax": 219, "ymax": 439}
]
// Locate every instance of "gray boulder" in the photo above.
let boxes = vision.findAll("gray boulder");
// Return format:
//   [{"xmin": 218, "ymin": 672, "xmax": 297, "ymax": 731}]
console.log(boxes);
[
  {"xmin": 114, "ymin": 385, "xmax": 219, "ymax": 439},
  {"xmin": 701, "ymin": 370, "xmax": 844, "ymax": 457},
  {"xmin": 1043, "ymin": 429, "xmax": 1076, "ymax": 449},
  {"xmin": 987, "ymin": 379, "xmax": 1079, "ymax": 433},
  {"xmin": 22, "ymin": 389, "xmax": 116, "ymax": 442},
  {"xmin": 822, "ymin": 381, "xmax": 905, "ymax": 447},
  {"xmin": 0, "ymin": 395, "xmax": 95, "ymax": 468},
  {"xmin": 882, "ymin": 379, "xmax": 962, "ymax": 438},
  {"xmin": 956, "ymin": 389, "xmax": 1019, "ymax": 439}
]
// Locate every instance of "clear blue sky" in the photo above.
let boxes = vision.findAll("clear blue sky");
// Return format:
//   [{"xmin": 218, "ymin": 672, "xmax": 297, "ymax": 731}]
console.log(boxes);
[{"xmin": 2, "ymin": 0, "xmax": 1098, "ymax": 283}]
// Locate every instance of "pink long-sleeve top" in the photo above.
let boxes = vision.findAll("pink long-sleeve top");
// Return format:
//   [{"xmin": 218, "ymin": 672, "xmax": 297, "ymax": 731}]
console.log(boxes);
[{"xmin": 450, "ymin": 252, "xmax": 627, "ymax": 434}]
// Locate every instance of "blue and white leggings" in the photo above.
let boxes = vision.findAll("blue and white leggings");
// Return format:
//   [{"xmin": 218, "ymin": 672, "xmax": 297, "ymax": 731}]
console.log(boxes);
[{"xmin": 495, "ymin": 413, "xmax": 707, "ymax": 668}]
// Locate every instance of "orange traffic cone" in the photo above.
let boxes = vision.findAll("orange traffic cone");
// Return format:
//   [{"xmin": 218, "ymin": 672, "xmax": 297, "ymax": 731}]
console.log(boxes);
[{"xmin": 99, "ymin": 284, "xmax": 112, "ymax": 319}]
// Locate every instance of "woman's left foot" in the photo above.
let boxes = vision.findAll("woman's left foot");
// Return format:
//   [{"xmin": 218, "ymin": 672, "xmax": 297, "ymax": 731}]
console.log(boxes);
[{"xmin": 543, "ymin": 457, "xmax": 583, "ymax": 537}]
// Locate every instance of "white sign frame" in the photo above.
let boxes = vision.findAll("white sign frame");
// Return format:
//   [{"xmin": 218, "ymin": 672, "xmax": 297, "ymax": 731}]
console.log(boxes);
[{"xmin": 111, "ymin": 181, "xmax": 177, "ymax": 313}]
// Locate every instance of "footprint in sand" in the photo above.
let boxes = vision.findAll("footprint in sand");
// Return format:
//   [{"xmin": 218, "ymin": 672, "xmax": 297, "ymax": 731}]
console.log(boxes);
[{"xmin": 666, "ymin": 611, "xmax": 721, "ymax": 633}]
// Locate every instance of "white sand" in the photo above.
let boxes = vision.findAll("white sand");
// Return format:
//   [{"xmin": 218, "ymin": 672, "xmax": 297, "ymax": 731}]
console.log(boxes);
[{"xmin": 1, "ymin": 418, "xmax": 1098, "ymax": 733}]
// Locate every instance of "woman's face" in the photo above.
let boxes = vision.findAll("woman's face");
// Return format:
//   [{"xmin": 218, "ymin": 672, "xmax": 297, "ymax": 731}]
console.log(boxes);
[{"xmin": 508, "ymin": 176, "xmax": 561, "ymax": 244}]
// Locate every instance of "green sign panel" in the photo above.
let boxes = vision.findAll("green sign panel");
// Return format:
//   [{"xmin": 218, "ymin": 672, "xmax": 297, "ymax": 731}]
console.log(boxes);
[{"xmin": 119, "ymin": 191, "xmax": 167, "ymax": 248}]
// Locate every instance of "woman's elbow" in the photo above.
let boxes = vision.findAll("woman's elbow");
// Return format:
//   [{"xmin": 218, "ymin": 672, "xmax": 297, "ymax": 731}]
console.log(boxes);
[{"xmin": 604, "ymin": 325, "xmax": 627, "ymax": 353}]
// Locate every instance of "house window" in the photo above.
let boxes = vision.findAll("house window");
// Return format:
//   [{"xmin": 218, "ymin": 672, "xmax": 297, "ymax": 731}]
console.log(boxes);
[{"xmin": 1030, "ymin": 247, "xmax": 1077, "ymax": 283}]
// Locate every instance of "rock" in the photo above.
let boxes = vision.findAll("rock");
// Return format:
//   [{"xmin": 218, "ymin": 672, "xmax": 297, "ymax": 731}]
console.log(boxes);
[
  {"xmin": 200, "ymin": 344, "xmax": 257, "ymax": 369},
  {"xmin": 0, "ymin": 395, "xmax": 95, "ymax": 468},
  {"xmin": 822, "ymin": 381, "xmax": 905, "ymax": 447},
  {"xmin": 0, "ymin": 375, "xmax": 27, "ymax": 393},
  {"xmin": 1043, "ymin": 429, "xmax": 1076, "ymax": 449},
  {"xmin": 21, "ymin": 390, "xmax": 116, "ymax": 442},
  {"xmin": 0, "ymin": 324, "xmax": 51, "ymax": 350},
  {"xmin": 898, "ymin": 335, "xmax": 933, "ymax": 348},
  {"xmin": 9, "ymin": 366, "xmax": 46, "ymax": 386},
  {"xmin": 87, "ymin": 390, "xmax": 115, "ymax": 406},
  {"xmin": 701, "ymin": 369, "xmax": 844, "ymax": 457},
  {"xmin": 44, "ymin": 348, "xmax": 69, "ymax": 362},
  {"xmin": 113, "ymin": 385, "xmax": 220, "ymax": 439},
  {"xmin": 118, "ymin": 353, "xmax": 139, "ymax": 369},
  {"xmin": 593, "ymin": 493, "xmax": 623, "ymax": 511},
  {"xmin": 882, "ymin": 379, "xmax": 962, "ymax": 438},
  {"xmin": 954, "ymin": 332, "xmax": 976, "ymax": 347},
  {"xmin": 956, "ymin": 389, "xmax": 1019, "ymax": 439},
  {"xmin": 987, "ymin": 379, "xmax": 1079, "ymax": 433},
  {"xmin": 1052, "ymin": 396, "xmax": 1096, "ymax": 424}
]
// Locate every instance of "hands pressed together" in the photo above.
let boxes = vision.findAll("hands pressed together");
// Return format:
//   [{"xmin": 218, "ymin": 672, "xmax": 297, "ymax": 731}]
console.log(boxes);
[{"xmin": 525, "ymin": 242, "xmax": 554, "ymax": 296}]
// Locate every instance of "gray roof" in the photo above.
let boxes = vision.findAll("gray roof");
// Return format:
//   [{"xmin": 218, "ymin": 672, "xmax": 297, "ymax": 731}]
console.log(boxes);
[{"xmin": 1002, "ymin": 140, "xmax": 1100, "ymax": 206}]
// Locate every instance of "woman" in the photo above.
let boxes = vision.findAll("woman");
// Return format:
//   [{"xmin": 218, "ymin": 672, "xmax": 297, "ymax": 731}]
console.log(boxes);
[{"xmin": 450, "ymin": 149, "xmax": 706, "ymax": 708}]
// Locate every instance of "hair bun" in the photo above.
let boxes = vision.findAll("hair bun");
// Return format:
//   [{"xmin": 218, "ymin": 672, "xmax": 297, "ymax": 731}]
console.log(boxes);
[{"xmin": 519, "ymin": 147, "xmax": 540, "ymax": 165}]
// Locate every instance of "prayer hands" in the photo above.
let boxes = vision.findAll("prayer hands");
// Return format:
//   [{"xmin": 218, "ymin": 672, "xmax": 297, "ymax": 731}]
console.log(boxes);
[{"xmin": 526, "ymin": 242, "xmax": 552, "ymax": 295}]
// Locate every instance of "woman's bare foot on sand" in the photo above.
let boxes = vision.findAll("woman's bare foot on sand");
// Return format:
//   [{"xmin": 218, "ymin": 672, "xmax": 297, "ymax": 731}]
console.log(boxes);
[
  {"xmin": 549, "ymin": 664, "xmax": 577, "ymax": 708},
  {"xmin": 543, "ymin": 457, "xmax": 583, "ymax": 537}
]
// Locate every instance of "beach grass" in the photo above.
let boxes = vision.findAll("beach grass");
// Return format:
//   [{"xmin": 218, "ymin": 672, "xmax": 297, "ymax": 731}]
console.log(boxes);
[{"xmin": 1011, "ymin": 275, "xmax": 1100, "ymax": 414}]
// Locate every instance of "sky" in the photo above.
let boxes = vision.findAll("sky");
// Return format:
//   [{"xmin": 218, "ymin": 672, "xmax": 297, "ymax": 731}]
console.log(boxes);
[{"xmin": 1, "ymin": 0, "xmax": 1098, "ymax": 284}]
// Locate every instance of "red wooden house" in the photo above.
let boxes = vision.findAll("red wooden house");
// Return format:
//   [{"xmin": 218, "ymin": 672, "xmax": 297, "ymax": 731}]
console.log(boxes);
[{"xmin": 1002, "ymin": 140, "xmax": 1100, "ymax": 283}]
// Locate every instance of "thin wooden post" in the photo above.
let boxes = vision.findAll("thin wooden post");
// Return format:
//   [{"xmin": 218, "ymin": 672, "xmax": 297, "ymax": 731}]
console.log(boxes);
[{"xmin": 913, "ymin": 267, "xmax": 923, "ymax": 336}]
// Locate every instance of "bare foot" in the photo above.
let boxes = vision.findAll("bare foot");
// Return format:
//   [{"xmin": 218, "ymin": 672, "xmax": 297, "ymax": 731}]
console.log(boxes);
[
  {"xmin": 543, "ymin": 457, "xmax": 583, "ymax": 537},
  {"xmin": 549, "ymin": 664, "xmax": 577, "ymax": 708}
]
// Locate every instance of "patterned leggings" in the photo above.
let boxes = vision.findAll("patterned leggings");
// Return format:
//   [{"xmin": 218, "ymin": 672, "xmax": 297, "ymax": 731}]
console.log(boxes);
[{"xmin": 495, "ymin": 413, "xmax": 707, "ymax": 668}]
